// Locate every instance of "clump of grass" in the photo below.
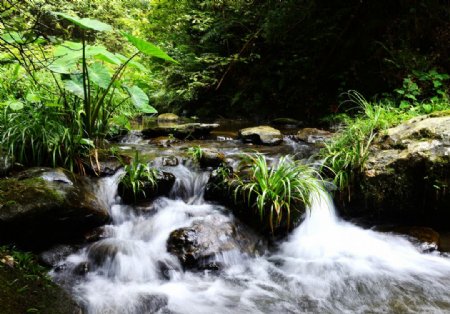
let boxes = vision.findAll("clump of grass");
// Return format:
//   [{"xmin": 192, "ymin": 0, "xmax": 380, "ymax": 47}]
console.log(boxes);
[
  {"xmin": 232, "ymin": 153, "xmax": 324, "ymax": 233},
  {"xmin": 120, "ymin": 151, "xmax": 158, "ymax": 202},
  {"xmin": 187, "ymin": 145, "xmax": 203, "ymax": 162}
]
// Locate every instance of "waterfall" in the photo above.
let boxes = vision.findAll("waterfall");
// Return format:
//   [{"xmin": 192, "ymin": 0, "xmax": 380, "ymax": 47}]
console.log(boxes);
[{"xmin": 52, "ymin": 165, "xmax": 450, "ymax": 314}]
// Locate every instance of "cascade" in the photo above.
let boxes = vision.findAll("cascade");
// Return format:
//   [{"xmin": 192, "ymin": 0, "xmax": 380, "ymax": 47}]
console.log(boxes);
[{"xmin": 52, "ymin": 163, "xmax": 450, "ymax": 314}]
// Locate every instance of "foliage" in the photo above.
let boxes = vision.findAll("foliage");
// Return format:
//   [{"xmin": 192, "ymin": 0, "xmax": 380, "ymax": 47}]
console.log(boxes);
[
  {"xmin": 187, "ymin": 145, "xmax": 203, "ymax": 162},
  {"xmin": 231, "ymin": 153, "xmax": 324, "ymax": 233},
  {"xmin": 120, "ymin": 151, "xmax": 158, "ymax": 202},
  {"xmin": 320, "ymin": 91, "xmax": 450, "ymax": 197},
  {"xmin": 0, "ymin": 3, "xmax": 175, "ymax": 171},
  {"xmin": 0, "ymin": 246, "xmax": 49, "ymax": 280}
]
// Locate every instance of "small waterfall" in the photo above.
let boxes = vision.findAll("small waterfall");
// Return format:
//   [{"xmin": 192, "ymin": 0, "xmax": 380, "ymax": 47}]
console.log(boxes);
[{"xmin": 52, "ymin": 166, "xmax": 450, "ymax": 314}]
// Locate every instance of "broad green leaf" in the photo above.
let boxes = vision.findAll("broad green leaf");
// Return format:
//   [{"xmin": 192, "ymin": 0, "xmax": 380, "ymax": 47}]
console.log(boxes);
[
  {"xmin": 88, "ymin": 62, "xmax": 111, "ymax": 89},
  {"xmin": 26, "ymin": 93, "xmax": 41, "ymax": 103},
  {"xmin": 7, "ymin": 100, "xmax": 24, "ymax": 111},
  {"xmin": 1, "ymin": 31, "xmax": 26, "ymax": 44},
  {"xmin": 64, "ymin": 80, "xmax": 84, "ymax": 99},
  {"xmin": 112, "ymin": 114, "xmax": 131, "ymax": 130},
  {"xmin": 116, "ymin": 53, "xmax": 147, "ymax": 71},
  {"xmin": 422, "ymin": 104, "xmax": 432, "ymax": 113},
  {"xmin": 95, "ymin": 51, "xmax": 122, "ymax": 65},
  {"xmin": 124, "ymin": 86, "xmax": 157, "ymax": 114},
  {"xmin": 121, "ymin": 32, "xmax": 177, "ymax": 63},
  {"xmin": 53, "ymin": 12, "xmax": 112, "ymax": 32}
]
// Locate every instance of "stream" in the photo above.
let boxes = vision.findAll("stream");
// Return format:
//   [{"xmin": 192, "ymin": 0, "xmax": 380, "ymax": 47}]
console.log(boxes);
[{"xmin": 51, "ymin": 129, "xmax": 450, "ymax": 314}]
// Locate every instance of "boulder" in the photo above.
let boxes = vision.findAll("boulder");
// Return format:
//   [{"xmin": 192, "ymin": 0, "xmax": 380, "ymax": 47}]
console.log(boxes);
[
  {"xmin": 157, "ymin": 113, "xmax": 180, "ymax": 123},
  {"xmin": 376, "ymin": 226, "xmax": 440, "ymax": 253},
  {"xmin": 238, "ymin": 126, "xmax": 283, "ymax": 145},
  {"xmin": 167, "ymin": 214, "xmax": 266, "ymax": 270},
  {"xmin": 295, "ymin": 128, "xmax": 334, "ymax": 144},
  {"xmin": 0, "ymin": 168, "xmax": 110, "ymax": 249},
  {"xmin": 198, "ymin": 148, "xmax": 226, "ymax": 168},
  {"xmin": 162, "ymin": 156, "xmax": 179, "ymax": 167},
  {"xmin": 118, "ymin": 170, "xmax": 176, "ymax": 204},
  {"xmin": 150, "ymin": 136, "xmax": 180, "ymax": 147},
  {"xmin": 142, "ymin": 123, "xmax": 219, "ymax": 139},
  {"xmin": 350, "ymin": 114, "xmax": 450, "ymax": 226}
]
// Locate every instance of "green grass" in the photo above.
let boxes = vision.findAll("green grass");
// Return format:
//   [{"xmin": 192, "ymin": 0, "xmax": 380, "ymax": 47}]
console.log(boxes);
[{"xmin": 231, "ymin": 153, "xmax": 324, "ymax": 233}]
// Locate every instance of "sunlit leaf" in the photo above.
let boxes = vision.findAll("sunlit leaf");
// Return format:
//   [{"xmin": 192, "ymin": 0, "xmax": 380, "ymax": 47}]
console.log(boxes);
[
  {"xmin": 124, "ymin": 86, "xmax": 157, "ymax": 114},
  {"xmin": 121, "ymin": 32, "xmax": 177, "ymax": 63},
  {"xmin": 53, "ymin": 12, "xmax": 113, "ymax": 32},
  {"xmin": 88, "ymin": 62, "xmax": 111, "ymax": 89},
  {"xmin": 64, "ymin": 80, "xmax": 84, "ymax": 99}
]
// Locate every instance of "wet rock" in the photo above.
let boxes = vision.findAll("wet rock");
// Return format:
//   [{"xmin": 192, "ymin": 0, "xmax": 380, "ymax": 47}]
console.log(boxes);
[
  {"xmin": 142, "ymin": 123, "xmax": 219, "ymax": 139},
  {"xmin": 162, "ymin": 156, "xmax": 179, "ymax": 167},
  {"xmin": 0, "ymin": 259, "xmax": 81, "ymax": 314},
  {"xmin": 349, "ymin": 114, "xmax": 450, "ymax": 226},
  {"xmin": 198, "ymin": 148, "xmax": 226, "ymax": 168},
  {"xmin": 118, "ymin": 170, "xmax": 176, "ymax": 204},
  {"xmin": 0, "ymin": 168, "xmax": 110, "ymax": 249},
  {"xmin": 39, "ymin": 245, "xmax": 78, "ymax": 267},
  {"xmin": 150, "ymin": 136, "xmax": 180, "ymax": 147},
  {"xmin": 295, "ymin": 128, "xmax": 334, "ymax": 144},
  {"xmin": 83, "ymin": 152, "xmax": 129, "ymax": 177},
  {"xmin": 167, "ymin": 214, "xmax": 266, "ymax": 271},
  {"xmin": 157, "ymin": 113, "xmax": 180, "ymax": 123},
  {"xmin": 73, "ymin": 261, "xmax": 90, "ymax": 276},
  {"xmin": 377, "ymin": 226, "xmax": 440, "ymax": 253},
  {"xmin": 136, "ymin": 293, "xmax": 169, "ymax": 313},
  {"xmin": 83, "ymin": 225, "xmax": 112, "ymax": 243},
  {"xmin": 238, "ymin": 126, "xmax": 283, "ymax": 145}
]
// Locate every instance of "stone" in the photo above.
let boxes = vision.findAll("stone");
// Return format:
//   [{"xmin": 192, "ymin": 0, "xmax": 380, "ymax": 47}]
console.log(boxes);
[
  {"xmin": 238, "ymin": 125, "xmax": 283, "ymax": 145},
  {"xmin": 198, "ymin": 148, "xmax": 226, "ymax": 168},
  {"xmin": 376, "ymin": 226, "xmax": 440, "ymax": 253},
  {"xmin": 295, "ymin": 128, "xmax": 334, "ymax": 144},
  {"xmin": 162, "ymin": 156, "xmax": 179, "ymax": 167},
  {"xmin": 142, "ymin": 123, "xmax": 219, "ymax": 139},
  {"xmin": 167, "ymin": 214, "xmax": 266, "ymax": 270},
  {"xmin": 0, "ymin": 168, "xmax": 110, "ymax": 249},
  {"xmin": 157, "ymin": 113, "xmax": 180, "ymax": 122},
  {"xmin": 0, "ymin": 154, "xmax": 13, "ymax": 177},
  {"xmin": 150, "ymin": 136, "xmax": 180, "ymax": 147},
  {"xmin": 83, "ymin": 152, "xmax": 129, "ymax": 177},
  {"xmin": 39, "ymin": 245, "xmax": 78, "ymax": 267},
  {"xmin": 350, "ymin": 114, "xmax": 450, "ymax": 225}
]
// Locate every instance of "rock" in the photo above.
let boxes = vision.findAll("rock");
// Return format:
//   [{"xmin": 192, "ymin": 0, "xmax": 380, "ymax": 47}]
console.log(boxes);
[
  {"xmin": 39, "ymin": 245, "xmax": 78, "ymax": 267},
  {"xmin": 136, "ymin": 293, "xmax": 168, "ymax": 313},
  {"xmin": 162, "ymin": 156, "xmax": 179, "ymax": 167},
  {"xmin": 167, "ymin": 214, "xmax": 265, "ymax": 270},
  {"xmin": 157, "ymin": 113, "xmax": 180, "ymax": 122},
  {"xmin": 0, "ymin": 260, "xmax": 81, "ymax": 314},
  {"xmin": 351, "ymin": 114, "xmax": 450, "ymax": 226},
  {"xmin": 118, "ymin": 170, "xmax": 176, "ymax": 204},
  {"xmin": 150, "ymin": 136, "xmax": 180, "ymax": 147},
  {"xmin": 198, "ymin": 148, "xmax": 226, "ymax": 168},
  {"xmin": 295, "ymin": 128, "xmax": 334, "ymax": 144},
  {"xmin": 0, "ymin": 168, "xmax": 110, "ymax": 249},
  {"xmin": 0, "ymin": 154, "xmax": 13, "ymax": 177},
  {"xmin": 142, "ymin": 123, "xmax": 219, "ymax": 139},
  {"xmin": 83, "ymin": 152, "xmax": 129, "ymax": 177},
  {"xmin": 376, "ymin": 226, "xmax": 440, "ymax": 253},
  {"xmin": 238, "ymin": 126, "xmax": 283, "ymax": 145}
]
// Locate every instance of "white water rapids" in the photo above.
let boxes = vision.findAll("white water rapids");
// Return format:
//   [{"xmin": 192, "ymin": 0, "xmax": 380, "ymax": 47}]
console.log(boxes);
[{"xmin": 52, "ymin": 165, "xmax": 450, "ymax": 314}]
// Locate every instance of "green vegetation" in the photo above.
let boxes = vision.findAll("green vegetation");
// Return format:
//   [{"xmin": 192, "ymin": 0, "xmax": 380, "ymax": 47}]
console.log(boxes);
[
  {"xmin": 230, "ymin": 154, "xmax": 324, "ymax": 232},
  {"xmin": 187, "ymin": 145, "xmax": 203, "ymax": 162},
  {"xmin": 320, "ymin": 91, "xmax": 450, "ymax": 198},
  {"xmin": 120, "ymin": 152, "xmax": 158, "ymax": 202}
]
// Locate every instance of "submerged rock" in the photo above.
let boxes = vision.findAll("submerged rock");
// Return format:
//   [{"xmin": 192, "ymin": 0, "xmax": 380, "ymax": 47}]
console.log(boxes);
[
  {"xmin": 350, "ymin": 114, "xmax": 450, "ymax": 226},
  {"xmin": 0, "ymin": 168, "xmax": 110, "ymax": 249},
  {"xmin": 238, "ymin": 125, "xmax": 283, "ymax": 145},
  {"xmin": 142, "ymin": 123, "xmax": 219, "ymax": 139},
  {"xmin": 167, "ymin": 214, "xmax": 266, "ymax": 271}
]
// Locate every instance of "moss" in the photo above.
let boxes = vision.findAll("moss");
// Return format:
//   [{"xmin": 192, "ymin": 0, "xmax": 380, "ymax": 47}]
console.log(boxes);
[
  {"xmin": 0, "ymin": 247, "xmax": 80, "ymax": 314},
  {"xmin": 0, "ymin": 177, "xmax": 64, "ymax": 209},
  {"xmin": 428, "ymin": 109, "xmax": 450, "ymax": 118}
]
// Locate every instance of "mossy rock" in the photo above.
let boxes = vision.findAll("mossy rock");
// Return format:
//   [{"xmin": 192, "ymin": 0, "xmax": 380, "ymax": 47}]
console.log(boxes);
[
  {"xmin": 0, "ymin": 249, "xmax": 81, "ymax": 314},
  {"xmin": 0, "ymin": 168, "xmax": 110, "ymax": 249},
  {"xmin": 238, "ymin": 125, "xmax": 283, "ymax": 145}
]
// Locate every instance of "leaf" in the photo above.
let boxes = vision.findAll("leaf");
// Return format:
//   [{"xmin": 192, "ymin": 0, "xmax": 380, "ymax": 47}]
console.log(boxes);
[
  {"xmin": 95, "ymin": 51, "xmax": 123, "ymax": 65},
  {"xmin": 116, "ymin": 53, "xmax": 147, "ymax": 71},
  {"xmin": 124, "ymin": 86, "xmax": 157, "ymax": 114},
  {"xmin": 64, "ymin": 80, "xmax": 84, "ymax": 99},
  {"xmin": 53, "ymin": 12, "xmax": 113, "ymax": 32},
  {"xmin": 26, "ymin": 93, "xmax": 41, "ymax": 103},
  {"xmin": 7, "ymin": 100, "xmax": 24, "ymax": 111},
  {"xmin": 399, "ymin": 100, "xmax": 410, "ymax": 109},
  {"xmin": 422, "ymin": 104, "xmax": 432, "ymax": 113},
  {"xmin": 88, "ymin": 62, "xmax": 111, "ymax": 89},
  {"xmin": 121, "ymin": 32, "xmax": 178, "ymax": 63}
]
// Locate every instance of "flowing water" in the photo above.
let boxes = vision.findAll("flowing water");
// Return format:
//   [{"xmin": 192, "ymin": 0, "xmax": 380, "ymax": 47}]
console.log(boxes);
[{"xmin": 52, "ymin": 137, "xmax": 450, "ymax": 314}]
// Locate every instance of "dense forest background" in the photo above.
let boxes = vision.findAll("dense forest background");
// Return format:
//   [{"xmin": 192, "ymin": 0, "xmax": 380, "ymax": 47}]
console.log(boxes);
[{"xmin": 1, "ymin": 0, "xmax": 449, "ymax": 122}]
